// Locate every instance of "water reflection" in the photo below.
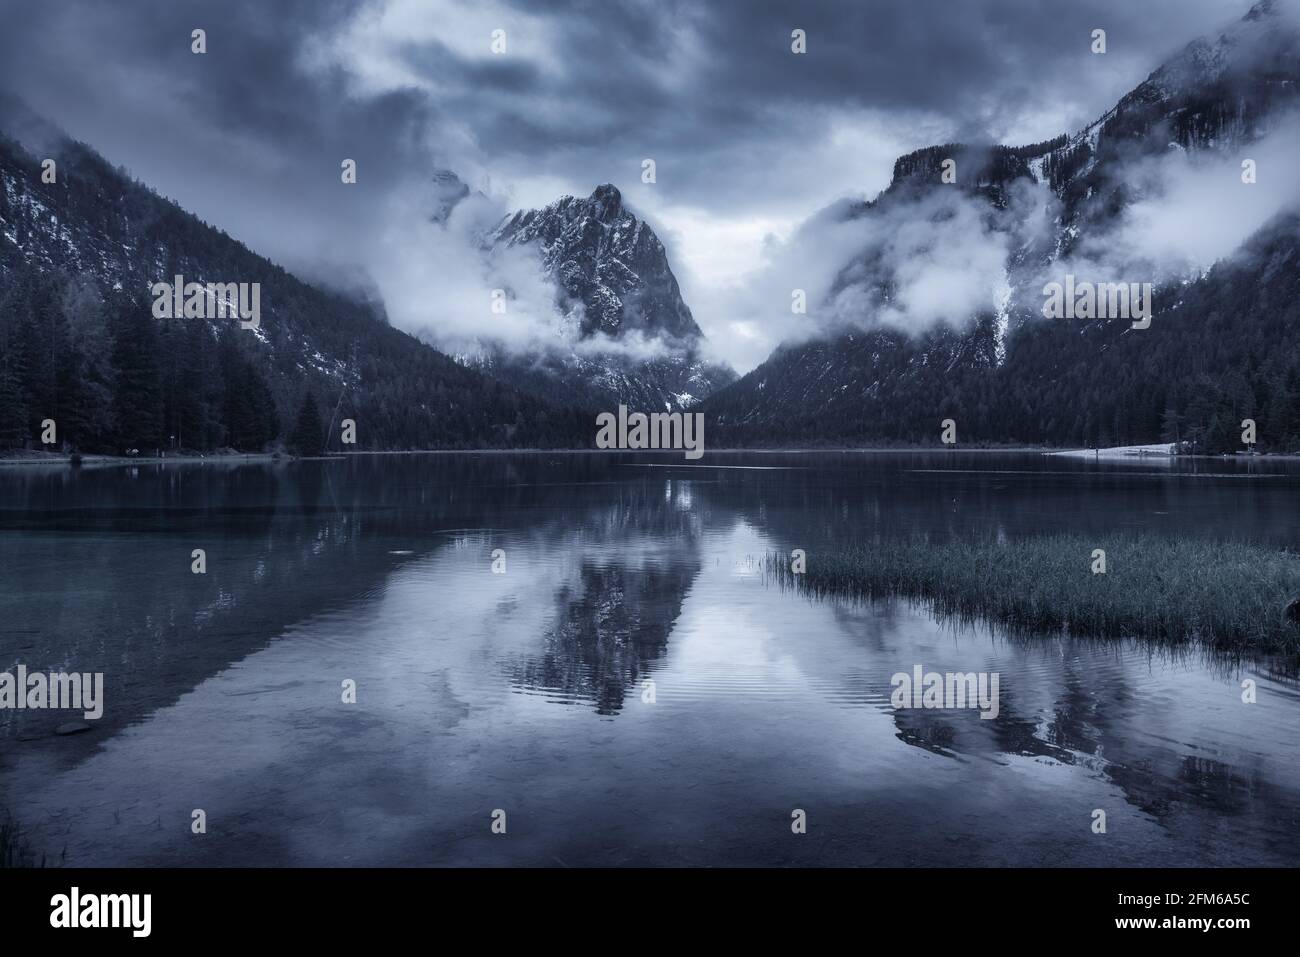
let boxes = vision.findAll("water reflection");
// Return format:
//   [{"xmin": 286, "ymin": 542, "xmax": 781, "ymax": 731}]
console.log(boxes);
[{"xmin": 1, "ymin": 451, "xmax": 1298, "ymax": 866}]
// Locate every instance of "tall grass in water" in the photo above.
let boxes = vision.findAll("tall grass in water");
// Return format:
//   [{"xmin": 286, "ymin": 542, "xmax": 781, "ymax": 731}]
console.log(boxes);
[{"xmin": 768, "ymin": 535, "xmax": 1300, "ymax": 654}]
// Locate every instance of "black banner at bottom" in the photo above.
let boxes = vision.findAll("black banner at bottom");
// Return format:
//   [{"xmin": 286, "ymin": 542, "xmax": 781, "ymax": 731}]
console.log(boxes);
[{"xmin": 0, "ymin": 867, "xmax": 1278, "ymax": 942}]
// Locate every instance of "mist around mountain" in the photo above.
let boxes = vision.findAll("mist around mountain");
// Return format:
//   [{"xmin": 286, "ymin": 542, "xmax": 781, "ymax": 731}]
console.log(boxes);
[
  {"xmin": 440, "ymin": 183, "xmax": 736, "ymax": 413},
  {"xmin": 3, "ymin": 2, "xmax": 1299, "ymax": 455},
  {"xmin": 703, "ymin": 0, "xmax": 1300, "ymax": 452},
  {"xmin": 0, "ymin": 103, "xmax": 590, "ymax": 455}
]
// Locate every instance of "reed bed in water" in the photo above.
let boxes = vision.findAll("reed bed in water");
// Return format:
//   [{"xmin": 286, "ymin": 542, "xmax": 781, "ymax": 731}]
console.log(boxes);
[{"xmin": 767, "ymin": 535, "xmax": 1300, "ymax": 653}]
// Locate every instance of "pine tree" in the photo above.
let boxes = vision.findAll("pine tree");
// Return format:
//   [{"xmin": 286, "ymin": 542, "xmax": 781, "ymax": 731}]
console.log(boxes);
[
  {"xmin": 242, "ymin": 362, "xmax": 279, "ymax": 449},
  {"xmin": 108, "ymin": 291, "xmax": 164, "ymax": 453},
  {"xmin": 0, "ymin": 275, "xmax": 33, "ymax": 448},
  {"xmin": 288, "ymin": 391, "xmax": 324, "ymax": 456}
]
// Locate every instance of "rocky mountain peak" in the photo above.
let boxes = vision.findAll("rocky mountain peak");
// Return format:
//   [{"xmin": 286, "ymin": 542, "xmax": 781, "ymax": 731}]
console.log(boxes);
[
  {"xmin": 1143, "ymin": 0, "xmax": 1298, "ymax": 97},
  {"xmin": 703, "ymin": 0, "xmax": 1300, "ymax": 447},
  {"xmin": 493, "ymin": 184, "xmax": 702, "ymax": 343},
  {"xmin": 588, "ymin": 183, "xmax": 623, "ymax": 221},
  {"xmin": 465, "ymin": 183, "xmax": 735, "ymax": 412},
  {"xmin": 1245, "ymin": 0, "xmax": 1279, "ymax": 22},
  {"xmin": 429, "ymin": 168, "xmax": 471, "ymax": 224}
]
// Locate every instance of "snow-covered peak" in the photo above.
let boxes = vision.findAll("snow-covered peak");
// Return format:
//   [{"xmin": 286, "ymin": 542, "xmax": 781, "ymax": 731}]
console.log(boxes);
[{"xmin": 493, "ymin": 184, "xmax": 701, "ymax": 343}]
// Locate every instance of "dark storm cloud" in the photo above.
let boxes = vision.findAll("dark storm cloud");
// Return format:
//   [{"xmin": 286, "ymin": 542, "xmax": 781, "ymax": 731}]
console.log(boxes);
[
  {"xmin": 0, "ymin": 0, "xmax": 1254, "ymax": 242},
  {"xmin": 391, "ymin": 0, "xmax": 1254, "ymax": 211},
  {"xmin": 0, "ymin": 0, "xmax": 1269, "ymax": 369},
  {"xmin": 0, "ymin": 0, "xmax": 439, "ymax": 271}
]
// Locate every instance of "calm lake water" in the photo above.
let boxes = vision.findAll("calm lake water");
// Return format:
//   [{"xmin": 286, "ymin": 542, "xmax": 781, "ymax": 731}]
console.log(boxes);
[{"xmin": 2, "ymin": 450, "xmax": 1299, "ymax": 867}]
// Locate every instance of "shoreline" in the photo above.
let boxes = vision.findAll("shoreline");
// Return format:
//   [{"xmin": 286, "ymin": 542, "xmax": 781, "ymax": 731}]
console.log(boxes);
[
  {"xmin": 0, "ymin": 451, "xmax": 280, "ymax": 469},
  {"xmin": 0, "ymin": 446, "xmax": 1293, "ymax": 469}
]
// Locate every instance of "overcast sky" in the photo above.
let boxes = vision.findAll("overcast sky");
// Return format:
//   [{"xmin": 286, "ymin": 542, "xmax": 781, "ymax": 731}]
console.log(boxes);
[{"xmin": 0, "ymin": 0, "xmax": 1263, "ymax": 369}]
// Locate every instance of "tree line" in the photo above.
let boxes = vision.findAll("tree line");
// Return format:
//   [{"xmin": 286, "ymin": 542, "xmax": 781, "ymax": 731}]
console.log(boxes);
[
  {"xmin": 0, "ymin": 266, "xmax": 304, "ymax": 454},
  {"xmin": 705, "ymin": 213, "xmax": 1300, "ymax": 454},
  {"xmin": 1, "ymin": 128, "xmax": 592, "ymax": 455}
]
